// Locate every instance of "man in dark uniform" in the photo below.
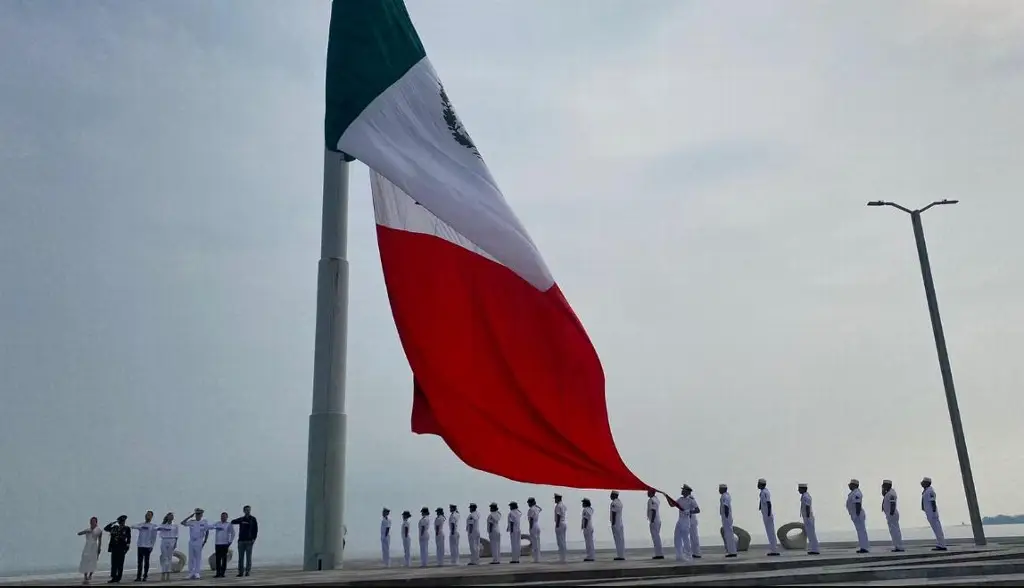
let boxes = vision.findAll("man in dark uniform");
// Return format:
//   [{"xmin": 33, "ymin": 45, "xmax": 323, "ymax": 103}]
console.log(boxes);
[{"xmin": 103, "ymin": 515, "xmax": 132, "ymax": 583}]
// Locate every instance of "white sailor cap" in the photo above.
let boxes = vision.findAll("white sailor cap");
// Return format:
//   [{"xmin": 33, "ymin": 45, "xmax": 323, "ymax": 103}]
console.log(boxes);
[
  {"xmin": 922, "ymin": 476, "xmax": 932, "ymax": 483},
  {"xmin": 849, "ymin": 478, "xmax": 860, "ymax": 485},
  {"xmin": 757, "ymin": 478, "xmax": 767, "ymax": 485},
  {"xmin": 882, "ymin": 479, "xmax": 893, "ymax": 485}
]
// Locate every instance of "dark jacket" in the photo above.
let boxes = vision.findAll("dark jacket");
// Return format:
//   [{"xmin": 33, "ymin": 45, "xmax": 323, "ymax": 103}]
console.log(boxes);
[
  {"xmin": 104, "ymin": 523, "xmax": 131, "ymax": 553},
  {"xmin": 231, "ymin": 515, "xmax": 259, "ymax": 542}
]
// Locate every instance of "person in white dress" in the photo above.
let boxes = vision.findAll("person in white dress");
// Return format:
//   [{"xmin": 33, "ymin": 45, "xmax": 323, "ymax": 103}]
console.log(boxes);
[
  {"xmin": 156, "ymin": 513, "xmax": 178, "ymax": 582},
  {"xmin": 77, "ymin": 517, "xmax": 103, "ymax": 585}
]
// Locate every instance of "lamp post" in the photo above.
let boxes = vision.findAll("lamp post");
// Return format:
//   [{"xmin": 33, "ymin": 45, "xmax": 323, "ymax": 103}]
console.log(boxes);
[{"xmin": 866, "ymin": 199, "xmax": 985, "ymax": 546}]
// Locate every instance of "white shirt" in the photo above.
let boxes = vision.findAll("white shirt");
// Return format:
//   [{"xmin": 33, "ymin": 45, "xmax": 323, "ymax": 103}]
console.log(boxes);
[
  {"xmin": 527, "ymin": 505, "xmax": 542, "ymax": 533},
  {"xmin": 449, "ymin": 511, "xmax": 460, "ymax": 535},
  {"xmin": 466, "ymin": 511, "xmax": 479, "ymax": 535},
  {"xmin": 800, "ymin": 493, "xmax": 814, "ymax": 519},
  {"xmin": 581, "ymin": 506, "xmax": 594, "ymax": 531},
  {"xmin": 847, "ymin": 488, "xmax": 864, "ymax": 519},
  {"xmin": 554, "ymin": 502, "xmax": 567, "ymax": 529},
  {"xmin": 675, "ymin": 496, "xmax": 689, "ymax": 521},
  {"xmin": 610, "ymin": 498, "xmax": 624, "ymax": 528},
  {"xmin": 433, "ymin": 514, "xmax": 445, "ymax": 537},
  {"xmin": 720, "ymin": 492, "xmax": 732, "ymax": 520},
  {"xmin": 182, "ymin": 519, "xmax": 212, "ymax": 543},
  {"xmin": 758, "ymin": 488, "xmax": 773, "ymax": 517},
  {"xmin": 883, "ymin": 489, "xmax": 899, "ymax": 517},
  {"xmin": 486, "ymin": 511, "xmax": 501, "ymax": 535},
  {"xmin": 922, "ymin": 487, "xmax": 938, "ymax": 515},
  {"xmin": 211, "ymin": 521, "xmax": 235, "ymax": 545},
  {"xmin": 418, "ymin": 516, "xmax": 430, "ymax": 539},
  {"xmin": 381, "ymin": 517, "xmax": 391, "ymax": 539},
  {"xmin": 683, "ymin": 495, "xmax": 699, "ymax": 519},
  {"xmin": 507, "ymin": 509, "xmax": 521, "ymax": 534},
  {"xmin": 647, "ymin": 496, "xmax": 661, "ymax": 525},
  {"xmin": 156, "ymin": 524, "xmax": 178, "ymax": 541},
  {"xmin": 401, "ymin": 519, "xmax": 411, "ymax": 540},
  {"xmin": 132, "ymin": 522, "xmax": 159, "ymax": 549}
]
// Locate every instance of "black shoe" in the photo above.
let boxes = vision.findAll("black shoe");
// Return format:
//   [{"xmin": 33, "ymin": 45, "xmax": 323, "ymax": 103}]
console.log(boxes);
[
  {"xmin": 467, "ymin": 562, "xmax": 476, "ymax": 566},
  {"xmin": 652, "ymin": 555, "xmax": 664, "ymax": 560},
  {"xmin": 932, "ymin": 546, "xmax": 948, "ymax": 551},
  {"xmin": 244, "ymin": 571, "xmax": 250, "ymax": 576},
  {"xmin": 510, "ymin": 560, "xmax": 519, "ymax": 564},
  {"xmin": 583, "ymin": 558, "xmax": 594, "ymax": 562},
  {"xmin": 490, "ymin": 561, "xmax": 500, "ymax": 565},
  {"xmin": 808, "ymin": 551, "xmax": 820, "ymax": 555},
  {"xmin": 237, "ymin": 573, "xmax": 245, "ymax": 577},
  {"xmin": 692, "ymin": 555, "xmax": 702, "ymax": 559},
  {"xmin": 892, "ymin": 548, "xmax": 905, "ymax": 553},
  {"xmin": 767, "ymin": 552, "xmax": 781, "ymax": 557},
  {"xmin": 857, "ymin": 549, "xmax": 870, "ymax": 554},
  {"xmin": 614, "ymin": 557, "xmax": 625, "ymax": 561},
  {"xmin": 725, "ymin": 553, "xmax": 738, "ymax": 558}
]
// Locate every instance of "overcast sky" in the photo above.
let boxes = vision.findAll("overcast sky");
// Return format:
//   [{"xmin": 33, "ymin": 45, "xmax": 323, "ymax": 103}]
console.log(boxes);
[{"xmin": 3, "ymin": 0, "xmax": 1024, "ymax": 575}]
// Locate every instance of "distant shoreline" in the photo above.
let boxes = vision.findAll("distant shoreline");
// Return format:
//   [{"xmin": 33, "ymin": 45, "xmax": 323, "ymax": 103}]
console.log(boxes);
[{"xmin": 983, "ymin": 515, "xmax": 1024, "ymax": 525}]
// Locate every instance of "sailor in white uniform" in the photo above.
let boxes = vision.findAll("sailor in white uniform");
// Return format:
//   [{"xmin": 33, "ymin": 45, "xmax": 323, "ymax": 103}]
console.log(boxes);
[
  {"xmin": 554, "ymin": 494, "xmax": 568, "ymax": 563},
  {"xmin": 646, "ymin": 490, "xmax": 664, "ymax": 560},
  {"xmin": 180, "ymin": 508, "xmax": 212, "ymax": 580},
  {"xmin": 526, "ymin": 498, "xmax": 542, "ymax": 563},
  {"xmin": 156, "ymin": 513, "xmax": 178, "ymax": 582},
  {"xmin": 921, "ymin": 477, "xmax": 947, "ymax": 551},
  {"xmin": 847, "ymin": 479, "xmax": 870, "ymax": 553},
  {"xmin": 433, "ymin": 507, "xmax": 447, "ymax": 566},
  {"xmin": 882, "ymin": 480, "xmax": 904, "ymax": 552},
  {"xmin": 581, "ymin": 498, "xmax": 596, "ymax": 562},
  {"xmin": 719, "ymin": 484, "xmax": 737, "ymax": 557},
  {"xmin": 682, "ymin": 485, "xmax": 702, "ymax": 558},
  {"xmin": 507, "ymin": 501, "xmax": 522, "ymax": 563},
  {"xmin": 466, "ymin": 503, "xmax": 481, "ymax": 565},
  {"xmin": 757, "ymin": 479, "xmax": 780, "ymax": 556},
  {"xmin": 400, "ymin": 511, "xmax": 413, "ymax": 567},
  {"xmin": 380, "ymin": 508, "xmax": 392, "ymax": 567},
  {"xmin": 448, "ymin": 505, "xmax": 461, "ymax": 565},
  {"xmin": 486, "ymin": 503, "xmax": 502, "ymax": 564},
  {"xmin": 797, "ymin": 484, "xmax": 820, "ymax": 555},
  {"xmin": 417, "ymin": 507, "xmax": 431, "ymax": 568},
  {"xmin": 673, "ymin": 487, "xmax": 692, "ymax": 561},
  {"xmin": 610, "ymin": 491, "xmax": 626, "ymax": 561}
]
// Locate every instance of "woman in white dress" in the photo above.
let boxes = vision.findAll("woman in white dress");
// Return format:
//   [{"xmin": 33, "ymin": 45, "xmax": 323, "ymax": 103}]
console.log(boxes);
[
  {"xmin": 156, "ymin": 512, "xmax": 178, "ymax": 581},
  {"xmin": 77, "ymin": 517, "xmax": 103, "ymax": 584}
]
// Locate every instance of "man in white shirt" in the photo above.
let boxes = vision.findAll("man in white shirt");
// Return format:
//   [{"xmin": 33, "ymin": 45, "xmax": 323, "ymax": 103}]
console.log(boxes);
[
  {"xmin": 646, "ymin": 490, "xmax": 664, "ymax": 559},
  {"xmin": 131, "ymin": 511, "xmax": 158, "ymax": 582},
  {"xmin": 507, "ymin": 501, "xmax": 522, "ymax": 564},
  {"xmin": 797, "ymin": 484, "xmax": 820, "ymax": 555},
  {"xmin": 417, "ymin": 507, "xmax": 431, "ymax": 568},
  {"xmin": 682, "ymin": 485, "xmax": 702, "ymax": 558},
  {"xmin": 757, "ymin": 479, "xmax": 780, "ymax": 556},
  {"xmin": 180, "ymin": 509, "xmax": 213, "ymax": 580},
  {"xmin": 380, "ymin": 508, "xmax": 392, "ymax": 567},
  {"xmin": 486, "ymin": 503, "xmax": 502, "ymax": 564},
  {"xmin": 211, "ymin": 512, "xmax": 236, "ymax": 578},
  {"xmin": 610, "ymin": 491, "xmax": 626, "ymax": 561},
  {"xmin": 554, "ymin": 494, "xmax": 568, "ymax": 563},
  {"xmin": 400, "ymin": 511, "xmax": 412, "ymax": 567},
  {"xmin": 466, "ymin": 503, "xmax": 481, "ymax": 565},
  {"xmin": 673, "ymin": 487, "xmax": 692, "ymax": 561},
  {"xmin": 921, "ymin": 477, "xmax": 947, "ymax": 551},
  {"xmin": 882, "ymin": 480, "xmax": 904, "ymax": 552},
  {"xmin": 433, "ymin": 507, "xmax": 447, "ymax": 566},
  {"xmin": 719, "ymin": 484, "xmax": 737, "ymax": 558},
  {"xmin": 526, "ymin": 498, "xmax": 542, "ymax": 563},
  {"xmin": 581, "ymin": 498, "xmax": 596, "ymax": 562},
  {"xmin": 847, "ymin": 479, "xmax": 870, "ymax": 553},
  {"xmin": 447, "ymin": 505, "xmax": 461, "ymax": 565}
]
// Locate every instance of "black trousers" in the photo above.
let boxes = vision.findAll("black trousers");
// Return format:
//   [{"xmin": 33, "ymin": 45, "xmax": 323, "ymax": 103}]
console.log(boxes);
[
  {"xmin": 214, "ymin": 544, "xmax": 230, "ymax": 577},
  {"xmin": 135, "ymin": 547, "xmax": 152, "ymax": 579},
  {"xmin": 110, "ymin": 550, "xmax": 127, "ymax": 582}
]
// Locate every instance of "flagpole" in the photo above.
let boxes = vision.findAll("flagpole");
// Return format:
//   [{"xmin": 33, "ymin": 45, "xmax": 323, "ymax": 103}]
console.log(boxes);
[{"xmin": 303, "ymin": 148, "xmax": 351, "ymax": 571}]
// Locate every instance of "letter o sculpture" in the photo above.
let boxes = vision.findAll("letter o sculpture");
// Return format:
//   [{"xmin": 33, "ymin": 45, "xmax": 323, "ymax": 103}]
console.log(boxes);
[
  {"xmin": 778, "ymin": 521, "xmax": 807, "ymax": 550},
  {"xmin": 208, "ymin": 549, "xmax": 234, "ymax": 571},
  {"xmin": 479, "ymin": 534, "xmax": 532, "ymax": 558},
  {"xmin": 171, "ymin": 551, "xmax": 186, "ymax": 573},
  {"xmin": 720, "ymin": 525, "xmax": 752, "ymax": 551}
]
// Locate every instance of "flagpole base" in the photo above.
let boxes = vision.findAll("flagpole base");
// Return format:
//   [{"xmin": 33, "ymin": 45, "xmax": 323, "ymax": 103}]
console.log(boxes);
[{"xmin": 303, "ymin": 411, "xmax": 347, "ymax": 571}]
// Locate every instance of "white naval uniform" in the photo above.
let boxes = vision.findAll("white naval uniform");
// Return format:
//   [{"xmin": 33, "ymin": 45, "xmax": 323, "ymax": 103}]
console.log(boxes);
[
  {"xmin": 673, "ymin": 496, "xmax": 692, "ymax": 561},
  {"xmin": 720, "ymin": 492, "xmax": 737, "ymax": 555},
  {"xmin": 380, "ymin": 517, "xmax": 392, "ymax": 567},
  {"xmin": 883, "ymin": 489, "xmax": 903, "ymax": 550},
  {"xmin": 182, "ymin": 519, "xmax": 212, "ymax": 580},
  {"xmin": 418, "ymin": 516, "xmax": 430, "ymax": 568},
  {"xmin": 466, "ymin": 512, "xmax": 481, "ymax": 564},
  {"xmin": 847, "ymin": 488, "xmax": 870, "ymax": 551},
  {"xmin": 448, "ymin": 512, "xmax": 461, "ymax": 565},
  {"xmin": 434, "ymin": 514, "xmax": 446, "ymax": 566},
  {"xmin": 156, "ymin": 524, "xmax": 178, "ymax": 574},
  {"xmin": 582, "ymin": 507, "xmax": 596, "ymax": 561},
  {"xmin": 554, "ymin": 503, "xmax": 568, "ymax": 563},
  {"xmin": 610, "ymin": 498, "xmax": 626, "ymax": 559},
  {"xmin": 401, "ymin": 520, "xmax": 412, "ymax": 567},
  {"xmin": 647, "ymin": 496, "xmax": 663, "ymax": 558},
  {"xmin": 685, "ymin": 495, "xmax": 701, "ymax": 557},
  {"xmin": 922, "ymin": 486, "xmax": 946, "ymax": 548},
  {"xmin": 527, "ymin": 506, "xmax": 542, "ymax": 563},
  {"xmin": 759, "ymin": 488, "xmax": 779, "ymax": 554},
  {"xmin": 507, "ymin": 509, "xmax": 522, "ymax": 563},
  {"xmin": 800, "ymin": 493, "xmax": 820, "ymax": 553},
  {"xmin": 486, "ymin": 511, "xmax": 502, "ymax": 564}
]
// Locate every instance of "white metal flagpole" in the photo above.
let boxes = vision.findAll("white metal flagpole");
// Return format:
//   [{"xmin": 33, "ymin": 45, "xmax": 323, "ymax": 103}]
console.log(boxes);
[{"xmin": 303, "ymin": 148, "xmax": 351, "ymax": 571}]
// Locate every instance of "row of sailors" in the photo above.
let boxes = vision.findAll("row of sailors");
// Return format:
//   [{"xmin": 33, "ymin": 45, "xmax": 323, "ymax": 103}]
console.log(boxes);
[{"xmin": 379, "ymin": 477, "xmax": 947, "ymax": 567}]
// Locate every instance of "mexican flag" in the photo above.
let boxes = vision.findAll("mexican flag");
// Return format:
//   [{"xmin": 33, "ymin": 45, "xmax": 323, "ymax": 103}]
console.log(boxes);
[{"xmin": 325, "ymin": 0, "xmax": 647, "ymax": 491}]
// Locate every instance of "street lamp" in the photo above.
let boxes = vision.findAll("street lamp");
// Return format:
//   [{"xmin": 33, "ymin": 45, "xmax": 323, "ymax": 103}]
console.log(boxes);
[{"xmin": 867, "ymin": 199, "xmax": 985, "ymax": 546}]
